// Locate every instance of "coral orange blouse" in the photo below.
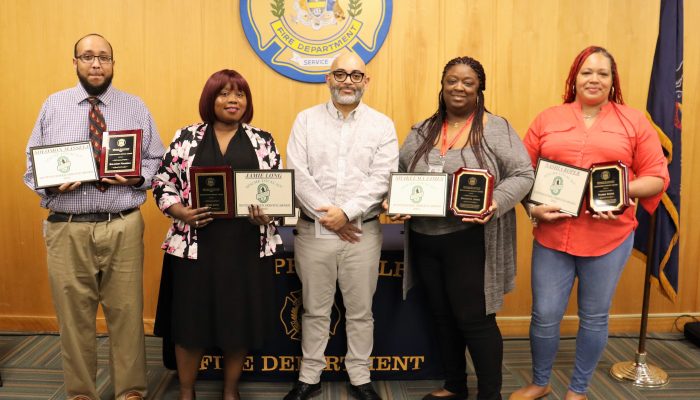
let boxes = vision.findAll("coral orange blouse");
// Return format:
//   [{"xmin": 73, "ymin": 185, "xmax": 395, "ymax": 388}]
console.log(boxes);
[{"xmin": 523, "ymin": 102, "xmax": 669, "ymax": 256}]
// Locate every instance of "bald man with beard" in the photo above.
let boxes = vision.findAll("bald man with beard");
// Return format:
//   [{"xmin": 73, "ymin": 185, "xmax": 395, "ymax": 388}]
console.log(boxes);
[{"xmin": 284, "ymin": 53, "xmax": 399, "ymax": 400}]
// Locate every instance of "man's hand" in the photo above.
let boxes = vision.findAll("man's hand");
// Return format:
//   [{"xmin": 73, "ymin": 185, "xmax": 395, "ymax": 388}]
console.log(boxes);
[
  {"xmin": 336, "ymin": 221, "xmax": 362, "ymax": 243},
  {"xmin": 47, "ymin": 181, "xmax": 81, "ymax": 193},
  {"xmin": 317, "ymin": 205, "xmax": 349, "ymax": 231},
  {"xmin": 101, "ymin": 174, "xmax": 143, "ymax": 186}
]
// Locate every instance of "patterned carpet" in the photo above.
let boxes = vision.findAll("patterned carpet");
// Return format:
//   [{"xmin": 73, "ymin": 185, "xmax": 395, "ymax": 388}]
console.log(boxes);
[{"xmin": 0, "ymin": 333, "xmax": 699, "ymax": 399}]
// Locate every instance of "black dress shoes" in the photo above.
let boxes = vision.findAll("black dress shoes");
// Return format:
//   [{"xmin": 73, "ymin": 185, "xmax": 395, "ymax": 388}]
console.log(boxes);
[
  {"xmin": 349, "ymin": 383, "xmax": 382, "ymax": 400},
  {"xmin": 283, "ymin": 381, "xmax": 322, "ymax": 400}
]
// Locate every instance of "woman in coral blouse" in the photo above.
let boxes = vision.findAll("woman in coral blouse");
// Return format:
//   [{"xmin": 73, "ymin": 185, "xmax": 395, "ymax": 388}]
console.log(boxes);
[{"xmin": 510, "ymin": 47, "xmax": 669, "ymax": 400}]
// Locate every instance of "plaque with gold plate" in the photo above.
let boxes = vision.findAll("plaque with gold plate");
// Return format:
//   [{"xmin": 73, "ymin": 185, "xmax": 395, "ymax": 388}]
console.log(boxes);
[
  {"xmin": 587, "ymin": 161, "xmax": 630, "ymax": 214},
  {"xmin": 449, "ymin": 168, "xmax": 494, "ymax": 218},
  {"xmin": 190, "ymin": 166, "xmax": 234, "ymax": 218},
  {"xmin": 100, "ymin": 129, "xmax": 142, "ymax": 177}
]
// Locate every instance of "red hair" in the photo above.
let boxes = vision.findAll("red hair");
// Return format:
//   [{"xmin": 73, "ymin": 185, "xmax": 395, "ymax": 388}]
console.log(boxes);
[
  {"xmin": 199, "ymin": 69, "xmax": 254, "ymax": 124},
  {"xmin": 563, "ymin": 46, "xmax": 624, "ymax": 104}
]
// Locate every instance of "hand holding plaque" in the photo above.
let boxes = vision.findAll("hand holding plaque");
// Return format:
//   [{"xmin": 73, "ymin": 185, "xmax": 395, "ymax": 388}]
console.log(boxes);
[
  {"xmin": 233, "ymin": 170, "xmax": 295, "ymax": 217},
  {"xmin": 587, "ymin": 161, "xmax": 629, "ymax": 214},
  {"xmin": 30, "ymin": 141, "xmax": 99, "ymax": 189},
  {"xmin": 190, "ymin": 166, "xmax": 234, "ymax": 218},
  {"xmin": 387, "ymin": 173, "xmax": 449, "ymax": 217},
  {"xmin": 100, "ymin": 130, "xmax": 142, "ymax": 178},
  {"xmin": 528, "ymin": 158, "xmax": 590, "ymax": 217},
  {"xmin": 449, "ymin": 168, "xmax": 494, "ymax": 218}
]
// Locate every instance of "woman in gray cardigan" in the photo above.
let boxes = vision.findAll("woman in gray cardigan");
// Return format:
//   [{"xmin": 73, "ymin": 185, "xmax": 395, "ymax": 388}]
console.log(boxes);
[{"xmin": 392, "ymin": 56, "xmax": 533, "ymax": 400}]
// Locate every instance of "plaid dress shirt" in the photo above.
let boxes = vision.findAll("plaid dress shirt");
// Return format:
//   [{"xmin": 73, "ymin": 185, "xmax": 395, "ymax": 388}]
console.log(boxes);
[{"xmin": 24, "ymin": 83, "xmax": 165, "ymax": 213}]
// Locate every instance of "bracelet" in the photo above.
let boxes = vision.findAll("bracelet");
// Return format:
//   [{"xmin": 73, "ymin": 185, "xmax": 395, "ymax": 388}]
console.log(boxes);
[{"xmin": 526, "ymin": 204, "xmax": 539, "ymax": 227}]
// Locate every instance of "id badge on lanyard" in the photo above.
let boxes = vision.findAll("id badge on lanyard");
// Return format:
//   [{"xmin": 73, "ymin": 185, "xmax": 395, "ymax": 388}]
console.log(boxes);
[{"xmin": 428, "ymin": 154, "xmax": 446, "ymax": 173}]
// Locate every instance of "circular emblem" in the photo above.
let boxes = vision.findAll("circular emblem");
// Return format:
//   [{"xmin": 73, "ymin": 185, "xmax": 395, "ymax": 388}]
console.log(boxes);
[
  {"xmin": 410, "ymin": 185, "xmax": 424, "ymax": 203},
  {"xmin": 601, "ymin": 170, "xmax": 610, "ymax": 180},
  {"xmin": 57, "ymin": 156, "xmax": 71, "ymax": 173},
  {"xmin": 550, "ymin": 176, "xmax": 563, "ymax": 196},
  {"xmin": 468, "ymin": 177, "xmax": 477, "ymax": 186},
  {"xmin": 240, "ymin": 0, "xmax": 393, "ymax": 83},
  {"xmin": 256, "ymin": 183, "xmax": 271, "ymax": 203},
  {"xmin": 117, "ymin": 138, "xmax": 127, "ymax": 147},
  {"xmin": 205, "ymin": 177, "xmax": 216, "ymax": 187}
]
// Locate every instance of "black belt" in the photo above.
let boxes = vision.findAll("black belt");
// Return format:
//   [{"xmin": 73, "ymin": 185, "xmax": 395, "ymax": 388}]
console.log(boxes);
[
  {"xmin": 299, "ymin": 212, "xmax": 378, "ymax": 224},
  {"xmin": 47, "ymin": 208, "xmax": 137, "ymax": 223}
]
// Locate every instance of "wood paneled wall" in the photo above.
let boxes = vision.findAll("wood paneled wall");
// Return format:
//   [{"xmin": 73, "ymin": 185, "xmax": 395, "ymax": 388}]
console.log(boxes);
[{"xmin": 1, "ymin": 0, "xmax": 698, "ymax": 335}]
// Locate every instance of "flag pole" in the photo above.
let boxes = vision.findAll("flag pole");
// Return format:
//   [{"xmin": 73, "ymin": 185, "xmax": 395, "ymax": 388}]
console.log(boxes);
[{"xmin": 610, "ymin": 209, "xmax": 669, "ymax": 387}]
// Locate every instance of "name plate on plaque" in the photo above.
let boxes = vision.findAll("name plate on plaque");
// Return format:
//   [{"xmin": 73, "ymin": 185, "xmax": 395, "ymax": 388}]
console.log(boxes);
[
  {"xmin": 233, "ymin": 170, "xmax": 295, "ymax": 217},
  {"xmin": 387, "ymin": 173, "xmax": 449, "ymax": 217},
  {"xmin": 449, "ymin": 168, "xmax": 494, "ymax": 218},
  {"xmin": 528, "ymin": 158, "xmax": 590, "ymax": 217},
  {"xmin": 190, "ymin": 166, "xmax": 234, "ymax": 218},
  {"xmin": 100, "ymin": 129, "xmax": 142, "ymax": 177},
  {"xmin": 30, "ymin": 141, "xmax": 99, "ymax": 189},
  {"xmin": 588, "ymin": 161, "xmax": 630, "ymax": 214}
]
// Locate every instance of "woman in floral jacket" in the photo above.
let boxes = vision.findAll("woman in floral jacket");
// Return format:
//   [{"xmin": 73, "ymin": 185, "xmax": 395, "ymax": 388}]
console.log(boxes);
[{"xmin": 152, "ymin": 69, "xmax": 282, "ymax": 400}]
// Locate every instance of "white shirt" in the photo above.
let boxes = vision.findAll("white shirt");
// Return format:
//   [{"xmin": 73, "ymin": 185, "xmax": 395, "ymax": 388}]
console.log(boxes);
[{"xmin": 286, "ymin": 101, "xmax": 399, "ymax": 221}]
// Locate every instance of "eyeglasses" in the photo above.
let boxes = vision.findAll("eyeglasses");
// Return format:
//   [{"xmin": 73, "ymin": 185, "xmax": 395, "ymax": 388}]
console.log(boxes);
[
  {"xmin": 76, "ymin": 54, "xmax": 113, "ymax": 64},
  {"xmin": 331, "ymin": 70, "xmax": 365, "ymax": 83}
]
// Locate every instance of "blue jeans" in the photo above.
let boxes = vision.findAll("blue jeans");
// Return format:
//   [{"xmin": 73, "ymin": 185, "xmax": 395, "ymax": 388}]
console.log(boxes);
[{"xmin": 529, "ymin": 233, "xmax": 634, "ymax": 394}]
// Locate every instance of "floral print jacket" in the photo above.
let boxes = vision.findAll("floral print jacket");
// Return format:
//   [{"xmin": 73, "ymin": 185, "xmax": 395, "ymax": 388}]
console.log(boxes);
[{"xmin": 152, "ymin": 123, "xmax": 283, "ymax": 259}]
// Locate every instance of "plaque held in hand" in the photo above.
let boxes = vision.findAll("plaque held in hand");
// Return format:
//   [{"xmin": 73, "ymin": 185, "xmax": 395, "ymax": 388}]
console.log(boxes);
[
  {"xmin": 449, "ymin": 168, "xmax": 494, "ymax": 218},
  {"xmin": 100, "ymin": 129, "xmax": 142, "ymax": 178},
  {"xmin": 190, "ymin": 166, "xmax": 234, "ymax": 218},
  {"xmin": 528, "ymin": 158, "xmax": 590, "ymax": 217},
  {"xmin": 588, "ymin": 161, "xmax": 630, "ymax": 214}
]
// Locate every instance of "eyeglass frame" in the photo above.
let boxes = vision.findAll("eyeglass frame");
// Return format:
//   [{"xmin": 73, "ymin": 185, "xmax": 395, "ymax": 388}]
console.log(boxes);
[
  {"xmin": 330, "ymin": 69, "xmax": 365, "ymax": 83},
  {"xmin": 75, "ymin": 54, "xmax": 114, "ymax": 64}
]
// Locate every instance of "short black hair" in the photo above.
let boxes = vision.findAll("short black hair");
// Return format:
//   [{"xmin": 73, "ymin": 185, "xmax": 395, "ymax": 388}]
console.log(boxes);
[{"xmin": 73, "ymin": 33, "xmax": 113, "ymax": 58}]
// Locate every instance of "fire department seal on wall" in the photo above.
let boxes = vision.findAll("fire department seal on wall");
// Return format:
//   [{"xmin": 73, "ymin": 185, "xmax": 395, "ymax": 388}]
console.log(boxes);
[{"xmin": 240, "ymin": 0, "xmax": 393, "ymax": 83}]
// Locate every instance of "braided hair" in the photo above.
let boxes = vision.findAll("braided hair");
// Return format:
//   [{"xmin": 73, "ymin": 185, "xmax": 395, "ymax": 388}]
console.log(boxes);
[
  {"xmin": 563, "ymin": 46, "xmax": 624, "ymax": 104},
  {"xmin": 408, "ymin": 56, "xmax": 494, "ymax": 172}
]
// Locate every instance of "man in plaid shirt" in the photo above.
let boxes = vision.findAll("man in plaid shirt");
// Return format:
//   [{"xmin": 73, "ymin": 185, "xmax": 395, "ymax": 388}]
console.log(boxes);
[{"xmin": 23, "ymin": 33, "xmax": 165, "ymax": 400}]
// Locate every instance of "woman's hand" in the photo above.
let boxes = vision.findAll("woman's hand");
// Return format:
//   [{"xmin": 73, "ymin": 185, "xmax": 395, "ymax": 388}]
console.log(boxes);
[
  {"xmin": 382, "ymin": 199, "xmax": 411, "ymax": 222},
  {"xmin": 248, "ymin": 205, "xmax": 271, "ymax": 225},
  {"xmin": 587, "ymin": 199, "xmax": 636, "ymax": 221},
  {"xmin": 462, "ymin": 200, "xmax": 498, "ymax": 224},
  {"xmin": 529, "ymin": 203, "xmax": 572, "ymax": 226},
  {"xmin": 167, "ymin": 203, "xmax": 212, "ymax": 229}
]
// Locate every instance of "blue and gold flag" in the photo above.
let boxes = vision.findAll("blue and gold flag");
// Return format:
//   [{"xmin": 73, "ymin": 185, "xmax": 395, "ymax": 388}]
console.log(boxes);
[{"xmin": 634, "ymin": 0, "xmax": 683, "ymax": 301}]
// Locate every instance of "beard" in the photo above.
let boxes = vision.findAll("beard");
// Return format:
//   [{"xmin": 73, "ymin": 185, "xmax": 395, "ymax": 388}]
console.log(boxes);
[
  {"xmin": 78, "ymin": 71, "xmax": 113, "ymax": 96},
  {"xmin": 331, "ymin": 85, "xmax": 364, "ymax": 105}
]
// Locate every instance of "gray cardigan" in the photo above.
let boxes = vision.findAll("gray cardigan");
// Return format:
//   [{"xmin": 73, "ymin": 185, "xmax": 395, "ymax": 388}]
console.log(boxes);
[{"xmin": 400, "ymin": 114, "xmax": 534, "ymax": 314}]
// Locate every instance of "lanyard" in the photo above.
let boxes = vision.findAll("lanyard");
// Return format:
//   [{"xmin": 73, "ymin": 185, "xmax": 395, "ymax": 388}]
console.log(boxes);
[{"xmin": 440, "ymin": 113, "xmax": 474, "ymax": 157}]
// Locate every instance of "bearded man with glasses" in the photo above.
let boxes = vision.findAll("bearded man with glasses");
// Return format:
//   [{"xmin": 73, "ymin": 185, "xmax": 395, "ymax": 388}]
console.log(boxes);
[
  {"xmin": 23, "ymin": 33, "xmax": 165, "ymax": 400},
  {"xmin": 284, "ymin": 52, "xmax": 399, "ymax": 400}
]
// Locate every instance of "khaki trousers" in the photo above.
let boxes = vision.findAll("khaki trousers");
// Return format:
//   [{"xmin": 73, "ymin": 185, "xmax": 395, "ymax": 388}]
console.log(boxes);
[
  {"xmin": 294, "ymin": 219, "xmax": 382, "ymax": 385},
  {"xmin": 45, "ymin": 210, "xmax": 147, "ymax": 400}
]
